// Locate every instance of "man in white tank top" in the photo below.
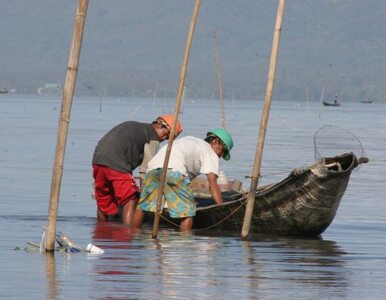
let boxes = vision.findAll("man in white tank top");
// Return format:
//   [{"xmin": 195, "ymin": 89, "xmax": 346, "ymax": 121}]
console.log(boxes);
[{"xmin": 133, "ymin": 129, "xmax": 233, "ymax": 231}]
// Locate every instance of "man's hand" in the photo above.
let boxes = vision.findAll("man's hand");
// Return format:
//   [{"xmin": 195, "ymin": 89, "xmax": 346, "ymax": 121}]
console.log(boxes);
[{"xmin": 207, "ymin": 172, "xmax": 223, "ymax": 205}]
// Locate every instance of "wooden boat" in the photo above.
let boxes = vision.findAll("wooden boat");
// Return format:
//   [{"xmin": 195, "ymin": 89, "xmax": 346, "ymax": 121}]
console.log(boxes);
[
  {"xmin": 143, "ymin": 152, "xmax": 367, "ymax": 237},
  {"xmin": 323, "ymin": 100, "xmax": 340, "ymax": 106},
  {"xmin": 323, "ymin": 94, "xmax": 340, "ymax": 106},
  {"xmin": 0, "ymin": 87, "xmax": 8, "ymax": 94}
]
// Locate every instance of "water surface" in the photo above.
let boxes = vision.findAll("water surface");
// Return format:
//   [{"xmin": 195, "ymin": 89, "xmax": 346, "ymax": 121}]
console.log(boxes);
[{"xmin": 1, "ymin": 94, "xmax": 386, "ymax": 299}]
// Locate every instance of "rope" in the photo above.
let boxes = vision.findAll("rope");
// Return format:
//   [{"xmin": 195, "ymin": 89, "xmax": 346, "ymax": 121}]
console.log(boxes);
[
  {"xmin": 194, "ymin": 201, "xmax": 246, "ymax": 231},
  {"xmin": 157, "ymin": 212, "xmax": 181, "ymax": 228},
  {"xmin": 154, "ymin": 198, "xmax": 247, "ymax": 231}
]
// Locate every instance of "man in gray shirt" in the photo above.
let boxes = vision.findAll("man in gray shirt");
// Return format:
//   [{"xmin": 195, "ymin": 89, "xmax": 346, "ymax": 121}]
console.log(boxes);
[{"xmin": 92, "ymin": 115, "xmax": 183, "ymax": 225}]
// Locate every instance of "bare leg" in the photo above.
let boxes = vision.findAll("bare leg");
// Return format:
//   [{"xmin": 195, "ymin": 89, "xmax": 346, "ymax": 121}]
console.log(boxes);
[
  {"xmin": 121, "ymin": 199, "xmax": 138, "ymax": 225},
  {"xmin": 179, "ymin": 217, "xmax": 193, "ymax": 232},
  {"xmin": 132, "ymin": 208, "xmax": 144, "ymax": 228},
  {"xmin": 97, "ymin": 208, "xmax": 108, "ymax": 222}
]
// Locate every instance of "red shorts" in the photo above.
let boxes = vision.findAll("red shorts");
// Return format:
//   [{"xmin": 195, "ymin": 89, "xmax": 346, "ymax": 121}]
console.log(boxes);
[{"xmin": 93, "ymin": 164, "xmax": 139, "ymax": 215}]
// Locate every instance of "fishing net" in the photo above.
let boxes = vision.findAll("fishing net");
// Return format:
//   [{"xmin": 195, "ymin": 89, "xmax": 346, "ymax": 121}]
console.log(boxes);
[{"xmin": 313, "ymin": 125, "xmax": 365, "ymax": 165}]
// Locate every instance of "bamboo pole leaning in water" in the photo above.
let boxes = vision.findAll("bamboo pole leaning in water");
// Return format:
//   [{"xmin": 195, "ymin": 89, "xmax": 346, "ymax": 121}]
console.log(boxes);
[
  {"xmin": 152, "ymin": 0, "xmax": 201, "ymax": 239},
  {"xmin": 241, "ymin": 0, "xmax": 286, "ymax": 239},
  {"xmin": 45, "ymin": 0, "xmax": 89, "ymax": 252},
  {"xmin": 213, "ymin": 30, "xmax": 227, "ymax": 129}
]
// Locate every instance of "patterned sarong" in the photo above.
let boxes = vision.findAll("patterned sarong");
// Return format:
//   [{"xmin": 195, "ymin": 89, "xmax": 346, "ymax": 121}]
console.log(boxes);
[{"xmin": 138, "ymin": 168, "xmax": 196, "ymax": 218}]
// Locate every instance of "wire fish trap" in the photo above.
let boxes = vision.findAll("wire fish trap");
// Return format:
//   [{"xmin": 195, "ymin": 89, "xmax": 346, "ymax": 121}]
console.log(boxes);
[
  {"xmin": 55, "ymin": 231, "xmax": 84, "ymax": 253},
  {"xmin": 26, "ymin": 228, "xmax": 104, "ymax": 254},
  {"xmin": 313, "ymin": 125, "xmax": 366, "ymax": 169}
]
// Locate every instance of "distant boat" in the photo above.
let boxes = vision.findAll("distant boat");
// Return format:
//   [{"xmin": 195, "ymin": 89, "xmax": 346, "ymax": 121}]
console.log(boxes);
[
  {"xmin": 323, "ymin": 94, "xmax": 340, "ymax": 106},
  {"xmin": 361, "ymin": 98, "xmax": 373, "ymax": 104},
  {"xmin": 0, "ymin": 87, "xmax": 8, "ymax": 94},
  {"xmin": 323, "ymin": 100, "xmax": 340, "ymax": 107}
]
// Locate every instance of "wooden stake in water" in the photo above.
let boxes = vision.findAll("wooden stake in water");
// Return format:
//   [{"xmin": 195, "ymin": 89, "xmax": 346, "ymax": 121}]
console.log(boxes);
[
  {"xmin": 318, "ymin": 86, "xmax": 325, "ymax": 118},
  {"xmin": 152, "ymin": 0, "xmax": 201, "ymax": 239},
  {"xmin": 45, "ymin": 0, "xmax": 89, "ymax": 252},
  {"xmin": 213, "ymin": 30, "xmax": 227, "ymax": 129},
  {"xmin": 241, "ymin": 0, "xmax": 286, "ymax": 239}
]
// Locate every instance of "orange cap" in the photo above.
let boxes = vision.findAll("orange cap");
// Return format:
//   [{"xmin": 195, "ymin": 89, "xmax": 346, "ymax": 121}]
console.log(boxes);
[{"xmin": 157, "ymin": 114, "xmax": 183, "ymax": 136}]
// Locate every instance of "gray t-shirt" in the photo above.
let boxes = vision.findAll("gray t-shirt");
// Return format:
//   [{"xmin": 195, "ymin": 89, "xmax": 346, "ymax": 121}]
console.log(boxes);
[{"xmin": 92, "ymin": 121, "xmax": 161, "ymax": 173}]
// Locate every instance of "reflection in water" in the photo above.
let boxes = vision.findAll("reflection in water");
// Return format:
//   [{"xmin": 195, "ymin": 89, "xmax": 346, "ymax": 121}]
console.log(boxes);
[
  {"xmin": 88, "ymin": 225, "xmax": 351, "ymax": 299},
  {"xmin": 241, "ymin": 240, "xmax": 261, "ymax": 290},
  {"xmin": 44, "ymin": 253, "xmax": 59, "ymax": 300},
  {"xmin": 195, "ymin": 231, "xmax": 349, "ymax": 298},
  {"xmin": 248, "ymin": 234, "xmax": 349, "ymax": 298},
  {"xmin": 91, "ymin": 222, "xmax": 135, "ymax": 277},
  {"xmin": 89, "ymin": 225, "xmax": 226, "ymax": 299},
  {"xmin": 89, "ymin": 222, "xmax": 163, "ymax": 299},
  {"xmin": 92, "ymin": 222, "xmax": 134, "ymax": 246},
  {"xmin": 148, "ymin": 232, "xmax": 222, "ymax": 298}
]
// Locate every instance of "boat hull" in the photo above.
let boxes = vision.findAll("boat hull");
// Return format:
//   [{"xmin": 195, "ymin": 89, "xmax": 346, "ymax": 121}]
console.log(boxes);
[{"xmin": 146, "ymin": 152, "xmax": 360, "ymax": 237}]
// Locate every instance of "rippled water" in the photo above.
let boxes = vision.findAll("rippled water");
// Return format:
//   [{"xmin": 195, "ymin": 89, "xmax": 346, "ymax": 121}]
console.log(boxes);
[{"xmin": 1, "ymin": 94, "xmax": 386, "ymax": 299}]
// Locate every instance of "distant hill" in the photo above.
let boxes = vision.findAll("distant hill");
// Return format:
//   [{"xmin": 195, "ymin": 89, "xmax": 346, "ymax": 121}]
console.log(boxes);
[{"xmin": 1, "ymin": 0, "xmax": 385, "ymax": 102}]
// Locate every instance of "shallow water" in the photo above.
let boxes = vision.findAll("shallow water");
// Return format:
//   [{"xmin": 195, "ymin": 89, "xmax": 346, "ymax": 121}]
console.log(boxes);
[{"xmin": 1, "ymin": 94, "xmax": 386, "ymax": 299}]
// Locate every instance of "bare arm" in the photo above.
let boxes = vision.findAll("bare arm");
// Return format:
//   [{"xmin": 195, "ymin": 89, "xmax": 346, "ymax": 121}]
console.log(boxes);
[{"xmin": 207, "ymin": 172, "xmax": 223, "ymax": 205}]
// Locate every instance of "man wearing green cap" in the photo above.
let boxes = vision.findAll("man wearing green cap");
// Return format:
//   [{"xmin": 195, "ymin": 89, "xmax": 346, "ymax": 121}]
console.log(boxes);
[{"xmin": 133, "ymin": 128, "xmax": 233, "ymax": 231}]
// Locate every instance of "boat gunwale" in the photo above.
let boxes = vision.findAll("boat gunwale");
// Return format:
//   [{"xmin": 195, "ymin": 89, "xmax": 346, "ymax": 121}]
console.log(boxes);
[{"xmin": 195, "ymin": 152, "xmax": 358, "ymax": 213}]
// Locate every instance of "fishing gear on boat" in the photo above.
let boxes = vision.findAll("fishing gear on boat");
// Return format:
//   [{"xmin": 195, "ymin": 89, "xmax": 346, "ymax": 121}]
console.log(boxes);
[{"xmin": 313, "ymin": 125, "xmax": 366, "ymax": 169}]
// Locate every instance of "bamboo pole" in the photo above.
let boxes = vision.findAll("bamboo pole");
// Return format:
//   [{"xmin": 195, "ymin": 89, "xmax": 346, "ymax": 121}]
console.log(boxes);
[
  {"xmin": 152, "ymin": 0, "xmax": 201, "ymax": 239},
  {"xmin": 213, "ymin": 30, "xmax": 227, "ymax": 129},
  {"xmin": 241, "ymin": 0, "xmax": 286, "ymax": 239},
  {"xmin": 318, "ymin": 86, "xmax": 325, "ymax": 118},
  {"xmin": 45, "ymin": 0, "xmax": 89, "ymax": 252},
  {"xmin": 305, "ymin": 87, "xmax": 310, "ymax": 110}
]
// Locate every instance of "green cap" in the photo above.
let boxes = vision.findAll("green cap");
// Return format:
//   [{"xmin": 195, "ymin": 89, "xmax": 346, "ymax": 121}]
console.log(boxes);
[{"xmin": 207, "ymin": 128, "xmax": 233, "ymax": 161}]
